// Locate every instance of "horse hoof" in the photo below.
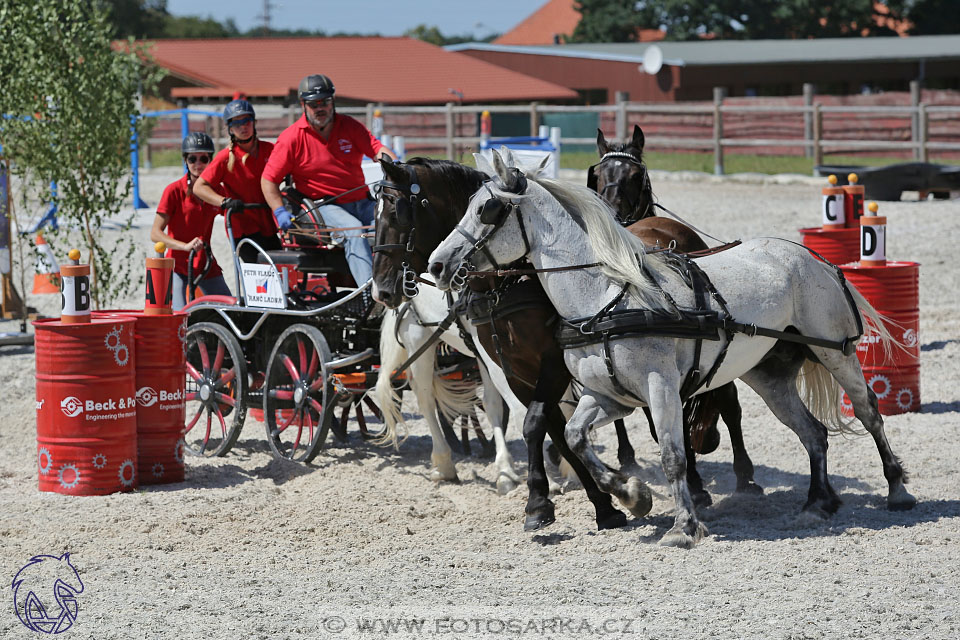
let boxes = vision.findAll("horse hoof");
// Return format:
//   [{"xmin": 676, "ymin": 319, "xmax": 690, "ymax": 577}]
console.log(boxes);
[
  {"xmin": 692, "ymin": 490, "xmax": 713, "ymax": 509},
  {"xmin": 430, "ymin": 469, "xmax": 460, "ymax": 484},
  {"xmin": 622, "ymin": 476, "xmax": 653, "ymax": 518},
  {"xmin": 596, "ymin": 510, "xmax": 628, "ymax": 530},
  {"xmin": 793, "ymin": 508, "xmax": 829, "ymax": 528},
  {"xmin": 497, "ymin": 474, "xmax": 519, "ymax": 496},
  {"xmin": 660, "ymin": 521, "xmax": 708, "ymax": 548},
  {"xmin": 524, "ymin": 510, "xmax": 556, "ymax": 531},
  {"xmin": 737, "ymin": 482, "xmax": 764, "ymax": 495},
  {"xmin": 888, "ymin": 486, "xmax": 917, "ymax": 511}
]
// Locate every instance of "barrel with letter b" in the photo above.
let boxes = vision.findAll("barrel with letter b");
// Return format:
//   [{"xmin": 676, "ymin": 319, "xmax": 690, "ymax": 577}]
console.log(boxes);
[{"xmin": 35, "ymin": 315, "xmax": 138, "ymax": 495}]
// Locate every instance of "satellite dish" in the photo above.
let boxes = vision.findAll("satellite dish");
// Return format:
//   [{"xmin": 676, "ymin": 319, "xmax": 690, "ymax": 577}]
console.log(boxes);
[{"xmin": 641, "ymin": 45, "xmax": 663, "ymax": 75}]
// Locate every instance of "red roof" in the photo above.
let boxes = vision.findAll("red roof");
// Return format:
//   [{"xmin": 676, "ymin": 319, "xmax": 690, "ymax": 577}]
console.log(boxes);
[
  {"xmin": 142, "ymin": 37, "xmax": 576, "ymax": 104},
  {"xmin": 494, "ymin": 0, "xmax": 664, "ymax": 45}
]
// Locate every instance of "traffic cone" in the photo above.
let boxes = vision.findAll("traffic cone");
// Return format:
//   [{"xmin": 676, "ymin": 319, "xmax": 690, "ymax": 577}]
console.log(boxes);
[{"xmin": 32, "ymin": 233, "xmax": 60, "ymax": 294}]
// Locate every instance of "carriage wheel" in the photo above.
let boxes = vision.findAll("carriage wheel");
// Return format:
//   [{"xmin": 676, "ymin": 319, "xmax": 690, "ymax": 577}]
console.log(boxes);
[
  {"xmin": 183, "ymin": 322, "xmax": 247, "ymax": 457},
  {"xmin": 263, "ymin": 324, "xmax": 335, "ymax": 463}
]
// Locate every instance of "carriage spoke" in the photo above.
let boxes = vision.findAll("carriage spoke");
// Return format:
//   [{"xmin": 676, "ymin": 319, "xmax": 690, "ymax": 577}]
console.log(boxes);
[
  {"xmin": 271, "ymin": 409, "xmax": 297, "ymax": 437},
  {"xmin": 291, "ymin": 413, "xmax": 305, "ymax": 457},
  {"xmin": 280, "ymin": 354, "xmax": 301, "ymax": 383},
  {"xmin": 307, "ymin": 349, "xmax": 319, "ymax": 383},
  {"xmin": 304, "ymin": 408, "xmax": 315, "ymax": 444},
  {"xmin": 214, "ymin": 406, "xmax": 227, "ymax": 438},
  {"xmin": 297, "ymin": 336, "xmax": 307, "ymax": 374},
  {"xmin": 185, "ymin": 405, "xmax": 204, "ymax": 433},
  {"xmin": 197, "ymin": 337, "xmax": 211, "ymax": 375},
  {"xmin": 217, "ymin": 367, "xmax": 236, "ymax": 388},
  {"xmin": 308, "ymin": 397, "xmax": 324, "ymax": 414},
  {"xmin": 212, "ymin": 341, "xmax": 225, "ymax": 375},
  {"xmin": 202, "ymin": 411, "xmax": 212, "ymax": 450},
  {"xmin": 185, "ymin": 391, "xmax": 198, "ymax": 402},
  {"xmin": 268, "ymin": 389, "xmax": 294, "ymax": 401},
  {"xmin": 213, "ymin": 392, "xmax": 236, "ymax": 407},
  {"xmin": 186, "ymin": 362, "xmax": 203, "ymax": 382}
]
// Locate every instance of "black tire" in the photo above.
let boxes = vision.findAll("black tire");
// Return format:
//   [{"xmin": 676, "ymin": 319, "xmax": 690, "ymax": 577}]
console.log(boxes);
[
  {"xmin": 263, "ymin": 323, "xmax": 335, "ymax": 462},
  {"xmin": 183, "ymin": 322, "xmax": 247, "ymax": 457}
]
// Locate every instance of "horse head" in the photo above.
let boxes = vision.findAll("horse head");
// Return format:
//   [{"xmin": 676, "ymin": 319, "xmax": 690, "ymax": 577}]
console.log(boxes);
[
  {"xmin": 372, "ymin": 157, "xmax": 487, "ymax": 307},
  {"xmin": 589, "ymin": 125, "xmax": 654, "ymax": 224}
]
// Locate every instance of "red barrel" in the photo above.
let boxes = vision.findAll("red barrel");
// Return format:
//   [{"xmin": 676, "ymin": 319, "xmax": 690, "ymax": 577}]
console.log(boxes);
[
  {"xmin": 95, "ymin": 311, "xmax": 187, "ymax": 485},
  {"xmin": 799, "ymin": 227, "xmax": 860, "ymax": 265},
  {"xmin": 842, "ymin": 365, "xmax": 920, "ymax": 416},
  {"xmin": 35, "ymin": 318, "xmax": 138, "ymax": 495},
  {"xmin": 841, "ymin": 261, "xmax": 921, "ymax": 415}
]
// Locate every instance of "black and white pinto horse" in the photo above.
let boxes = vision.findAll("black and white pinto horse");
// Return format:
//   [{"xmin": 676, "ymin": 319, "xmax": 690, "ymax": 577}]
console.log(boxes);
[{"xmin": 427, "ymin": 149, "xmax": 916, "ymax": 548}]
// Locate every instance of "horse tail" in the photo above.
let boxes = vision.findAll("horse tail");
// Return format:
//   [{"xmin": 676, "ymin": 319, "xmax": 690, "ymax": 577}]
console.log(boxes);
[
  {"xmin": 372, "ymin": 311, "xmax": 408, "ymax": 449},
  {"xmin": 797, "ymin": 268, "xmax": 901, "ymax": 435},
  {"xmin": 430, "ymin": 357, "xmax": 480, "ymax": 426},
  {"xmin": 684, "ymin": 393, "xmax": 721, "ymax": 452}
]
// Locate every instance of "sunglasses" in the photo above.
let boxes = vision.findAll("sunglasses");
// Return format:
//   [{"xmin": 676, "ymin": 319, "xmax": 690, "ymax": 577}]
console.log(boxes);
[
  {"xmin": 185, "ymin": 154, "xmax": 210, "ymax": 164},
  {"xmin": 228, "ymin": 116, "xmax": 254, "ymax": 128},
  {"xmin": 305, "ymin": 98, "xmax": 333, "ymax": 109}
]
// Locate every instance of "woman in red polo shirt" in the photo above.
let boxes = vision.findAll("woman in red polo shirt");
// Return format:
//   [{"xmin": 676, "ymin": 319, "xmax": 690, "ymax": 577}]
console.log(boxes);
[
  {"xmin": 150, "ymin": 132, "xmax": 232, "ymax": 311},
  {"xmin": 194, "ymin": 99, "xmax": 279, "ymax": 266}
]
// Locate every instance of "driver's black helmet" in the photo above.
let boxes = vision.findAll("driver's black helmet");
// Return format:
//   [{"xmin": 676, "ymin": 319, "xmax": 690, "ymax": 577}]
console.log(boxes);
[
  {"xmin": 298, "ymin": 74, "xmax": 335, "ymax": 101},
  {"xmin": 181, "ymin": 132, "xmax": 215, "ymax": 154}
]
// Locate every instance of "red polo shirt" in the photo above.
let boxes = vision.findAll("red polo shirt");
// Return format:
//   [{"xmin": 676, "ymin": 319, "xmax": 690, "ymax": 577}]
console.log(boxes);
[
  {"xmin": 157, "ymin": 174, "xmax": 222, "ymax": 278},
  {"xmin": 262, "ymin": 114, "xmax": 383, "ymax": 204},
  {"xmin": 200, "ymin": 140, "xmax": 277, "ymax": 238}
]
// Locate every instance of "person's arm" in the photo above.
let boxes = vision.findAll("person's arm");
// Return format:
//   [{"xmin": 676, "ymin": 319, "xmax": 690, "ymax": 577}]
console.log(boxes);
[
  {"xmin": 150, "ymin": 213, "xmax": 202, "ymax": 253},
  {"xmin": 376, "ymin": 147, "xmax": 397, "ymax": 162},
  {"xmin": 261, "ymin": 177, "xmax": 285, "ymax": 211},
  {"xmin": 192, "ymin": 176, "xmax": 225, "ymax": 208}
]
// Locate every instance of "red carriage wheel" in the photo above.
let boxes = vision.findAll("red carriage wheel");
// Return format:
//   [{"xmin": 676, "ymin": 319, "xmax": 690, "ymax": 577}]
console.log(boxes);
[
  {"xmin": 263, "ymin": 324, "xmax": 336, "ymax": 462},
  {"xmin": 183, "ymin": 322, "xmax": 247, "ymax": 457}
]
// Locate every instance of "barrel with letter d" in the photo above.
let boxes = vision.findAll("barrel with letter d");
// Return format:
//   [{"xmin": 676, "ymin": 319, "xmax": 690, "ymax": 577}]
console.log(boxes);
[
  {"xmin": 95, "ymin": 310, "xmax": 187, "ymax": 485},
  {"xmin": 34, "ymin": 317, "xmax": 138, "ymax": 495},
  {"xmin": 860, "ymin": 202, "xmax": 887, "ymax": 267}
]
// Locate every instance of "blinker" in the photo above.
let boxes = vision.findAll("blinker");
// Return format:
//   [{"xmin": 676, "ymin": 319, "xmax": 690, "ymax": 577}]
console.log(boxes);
[{"xmin": 480, "ymin": 198, "xmax": 509, "ymax": 225}]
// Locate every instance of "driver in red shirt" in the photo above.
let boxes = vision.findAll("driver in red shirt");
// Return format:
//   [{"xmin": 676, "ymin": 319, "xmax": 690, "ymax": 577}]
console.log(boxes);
[{"xmin": 261, "ymin": 74, "xmax": 396, "ymax": 289}]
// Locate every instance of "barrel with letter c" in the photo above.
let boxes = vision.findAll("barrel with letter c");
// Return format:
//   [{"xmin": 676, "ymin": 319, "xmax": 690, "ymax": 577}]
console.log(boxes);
[{"xmin": 34, "ymin": 318, "xmax": 138, "ymax": 495}]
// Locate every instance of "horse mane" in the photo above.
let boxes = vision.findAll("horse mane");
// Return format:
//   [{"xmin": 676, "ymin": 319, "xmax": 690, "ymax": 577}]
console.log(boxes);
[
  {"xmin": 472, "ymin": 167, "xmax": 667, "ymax": 310},
  {"xmin": 405, "ymin": 157, "xmax": 487, "ymax": 208}
]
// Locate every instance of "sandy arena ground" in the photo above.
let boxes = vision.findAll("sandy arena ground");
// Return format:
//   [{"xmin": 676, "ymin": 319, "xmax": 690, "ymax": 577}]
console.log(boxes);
[{"xmin": 1, "ymin": 167, "xmax": 959, "ymax": 639}]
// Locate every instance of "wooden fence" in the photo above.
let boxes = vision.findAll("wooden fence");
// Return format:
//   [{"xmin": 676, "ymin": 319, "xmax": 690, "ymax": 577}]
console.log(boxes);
[{"xmin": 143, "ymin": 84, "xmax": 960, "ymax": 175}]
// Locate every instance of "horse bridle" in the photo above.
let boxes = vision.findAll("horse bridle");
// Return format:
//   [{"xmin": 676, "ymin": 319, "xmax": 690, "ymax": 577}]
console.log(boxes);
[
  {"xmin": 588, "ymin": 151, "xmax": 653, "ymax": 225},
  {"xmin": 451, "ymin": 169, "xmax": 532, "ymax": 290},
  {"xmin": 371, "ymin": 163, "xmax": 435, "ymax": 298}
]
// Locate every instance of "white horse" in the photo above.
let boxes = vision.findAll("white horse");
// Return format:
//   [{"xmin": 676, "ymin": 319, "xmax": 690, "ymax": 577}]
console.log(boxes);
[
  {"xmin": 427, "ymin": 149, "xmax": 916, "ymax": 548},
  {"xmin": 374, "ymin": 280, "xmax": 525, "ymax": 494}
]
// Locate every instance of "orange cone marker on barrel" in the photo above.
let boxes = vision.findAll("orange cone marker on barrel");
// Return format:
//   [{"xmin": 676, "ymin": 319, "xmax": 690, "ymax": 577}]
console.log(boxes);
[
  {"xmin": 821, "ymin": 175, "xmax": 846, "ymax": 228},
  {"xmin": 60, "ymin": 249, "xmax": 91, "ymax": 324},
  {"xmin": 145, "ymin": 241, "xmax": 174, "ymax": 315},
  {"xmin": 843, "ymin": 173, "xmax": 865, "ymax": 229},
  {"xmin": 860, "ymin": 202, "xmax": 887, "ymax": 267}
]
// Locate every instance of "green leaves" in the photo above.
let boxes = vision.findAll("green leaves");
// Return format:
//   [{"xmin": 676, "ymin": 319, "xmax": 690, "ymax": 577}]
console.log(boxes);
[{"xmin": 0, "ymin": 0, "xmax": 162, "ymax": 307}]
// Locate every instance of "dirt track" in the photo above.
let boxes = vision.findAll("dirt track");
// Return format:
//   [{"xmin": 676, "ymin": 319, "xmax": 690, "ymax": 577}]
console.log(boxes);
[{"xmin": 1, "ymin": 169, "xmax": 958, "ymax": 639}]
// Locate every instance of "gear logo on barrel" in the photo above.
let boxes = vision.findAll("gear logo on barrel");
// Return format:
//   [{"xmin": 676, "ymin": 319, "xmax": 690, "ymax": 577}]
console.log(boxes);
[
  {"xmin": 896, "ymin": 387, "xmax": 915, "ymax": 411},
  {"xmin": 60, "ymin": 397, "xmax": 83, "ymax": 418},
  {"xmin": 117, "ymin": 460, "xmax": 135, "ymax": 487},
  {"xmin": 902, "ymin": 328, "xmax": 918, "ymax": 348},
  {"xmin": 92, "ymin": 453, "xmax": 107, "ymax": 470},
  {"xmin": 38, "ymin": 448, "xmax": 53, "ymax": 475},
  {"xmin": 868, "ymin": 374, "xmax": 891, "ymax": 400},
  {"xmin": 12, "ymin": 552, "xmax": 85, "ymax": 634},
  {"xmin": 104, "ymin": 326, "xmax": 130, "ymax": 367},
  {"xmin": 136, "ymin": 386, "xmax": 158, "ymax": 408},
  {"xmin": 58, "ymin": 464, "xmax": 80, "ymax": 490}
]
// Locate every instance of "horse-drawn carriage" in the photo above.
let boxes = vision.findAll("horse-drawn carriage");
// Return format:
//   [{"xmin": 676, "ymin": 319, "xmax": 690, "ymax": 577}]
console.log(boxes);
[{"xmin": 180, "ymin": 186, "xmax": 392, "ymax": 463}]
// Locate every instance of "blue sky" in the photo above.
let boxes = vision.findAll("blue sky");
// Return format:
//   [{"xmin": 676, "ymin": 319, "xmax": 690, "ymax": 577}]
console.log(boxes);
[{"xmin": 166, "ymin": 0, "xmax": 550, "ymax": 38}]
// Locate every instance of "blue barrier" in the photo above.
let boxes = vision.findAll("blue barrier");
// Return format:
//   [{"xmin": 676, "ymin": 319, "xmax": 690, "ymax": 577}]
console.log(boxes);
[{"xmin": 130, "ymin": 108, "xmax": 221, "ymax": 210}]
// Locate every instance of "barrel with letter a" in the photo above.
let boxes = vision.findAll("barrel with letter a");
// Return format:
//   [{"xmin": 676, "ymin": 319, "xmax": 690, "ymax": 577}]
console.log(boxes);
[{"xmin": 34, "ymin": 318, "xmax": 138, "ymax": 495}]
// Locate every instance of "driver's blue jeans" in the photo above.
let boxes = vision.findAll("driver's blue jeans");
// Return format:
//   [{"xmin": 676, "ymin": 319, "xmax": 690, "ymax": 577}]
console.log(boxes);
[{"xmin": 318, "ymin": 199, "xmax": 375, "ymax": 287}]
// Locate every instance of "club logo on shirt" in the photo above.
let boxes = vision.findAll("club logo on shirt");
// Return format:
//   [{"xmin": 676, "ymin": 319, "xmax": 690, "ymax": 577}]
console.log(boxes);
[{"xmin": 338, "ymin": 138, "xmax": 353, "ymax": 153}]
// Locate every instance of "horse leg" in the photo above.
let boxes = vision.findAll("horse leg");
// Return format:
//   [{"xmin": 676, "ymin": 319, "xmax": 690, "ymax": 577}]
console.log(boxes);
[
  {"xmin": 739, "ymin": 356, "xmax": 840, "ymax": 521},
  {"xmin": 644, "ymin": 375, "xmax": 708, "ymax": 548},
  {"xmin": 409, "ymin": 354, "xmax": 459, "ymax": 484},
  {"xmin": 613, "ymin": 418, "xmax": 637, "ymax": 469},
  {"xmin": 812, "ymin": 348, "xmax": 916, "ymax": 511},
  {"xmin": 683, "ymin": 423, "xmax": 712, "ymax": 508},
  {"xmin": 563, "ymin": 391, "xmax": 652, "ymax": 520},
  {"xmin": 476, "ymin": 363, "xmax": 521, "ymax": 495},
  {"xmin": 522, "ymin": 400, "xmax": 556, "ymax": 530},
  {"xmin": 715, "ymin": 382, "xmax": 763, "ymax": 495}
]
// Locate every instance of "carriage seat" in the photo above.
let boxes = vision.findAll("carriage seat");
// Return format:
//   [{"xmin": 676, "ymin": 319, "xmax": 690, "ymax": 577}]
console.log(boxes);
[{"xmin": 257, "ymin": 249, "xmax": 349, "ymax": 275}]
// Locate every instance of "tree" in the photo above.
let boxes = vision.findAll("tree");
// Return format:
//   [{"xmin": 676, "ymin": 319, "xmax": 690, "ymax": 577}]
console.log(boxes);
[
  {"xmin": 569, "ymin": 0, "xmax": 644, "ymax": 43},
  {"xmin": 162, "ymin": 15, "xmax": 240, "ymax": 38},
  {"xmin": 905, "ymin": 0, "xmax": 960, "ymax": 35},
  {"xmin": 99, "ymin": 0, "xmax": 169, "ymax": 38},
  {"xmin": 0, "ymin": 0, "xmax": 164, "ymax": 307},
  {"xmin": 402, "ymin": 24, "xmax": 482, "ymax": 46}
]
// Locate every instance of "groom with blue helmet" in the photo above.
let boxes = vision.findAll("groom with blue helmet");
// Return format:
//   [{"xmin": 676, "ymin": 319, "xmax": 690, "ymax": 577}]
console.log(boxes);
[{"xmin": 261, "ymin": 73, "xmax": 396, "ymax": 288}]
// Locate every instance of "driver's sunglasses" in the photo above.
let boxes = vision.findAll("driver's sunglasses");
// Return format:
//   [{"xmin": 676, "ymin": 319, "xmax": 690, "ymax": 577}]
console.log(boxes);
[
  {"xmin": 227, "ymin": 116, "xmax": 254, "ymax": 128},
  {"xmin": 305, "ymin": 98, "xmax": 333, "ymax": 110},
  {"xmin": 185, "ymin": 154, "xmax": 210, "ymax": 164}
]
